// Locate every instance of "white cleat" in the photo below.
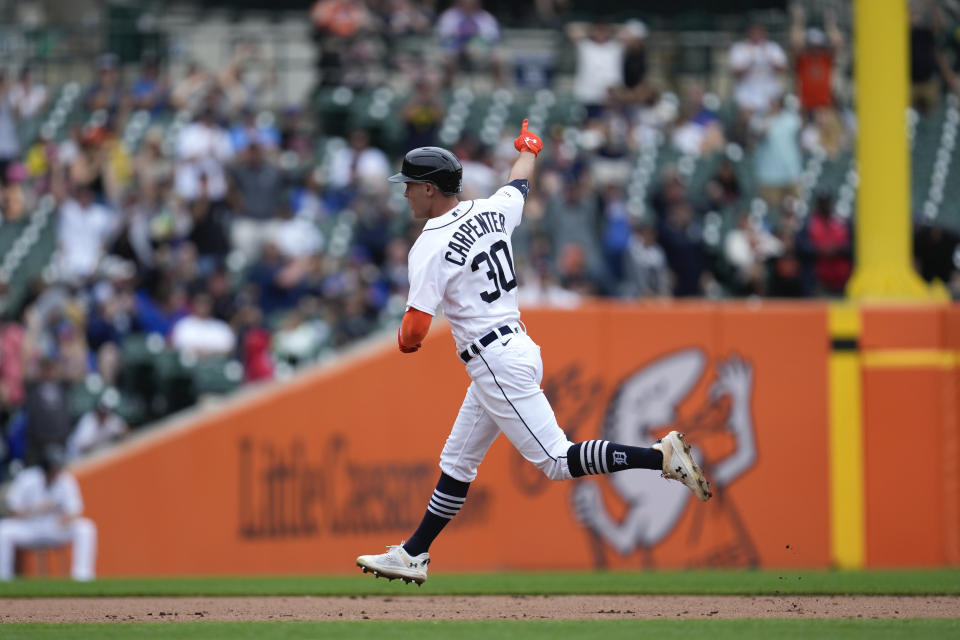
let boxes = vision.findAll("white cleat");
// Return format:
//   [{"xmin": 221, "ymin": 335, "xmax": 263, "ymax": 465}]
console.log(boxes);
[
  {"xmin": 653, "ymin": 430, "xmax": 712, "ymax": 502},
  {"xmin": 356, "ymin": 545, "xmax": 429, "ymax": 585}
]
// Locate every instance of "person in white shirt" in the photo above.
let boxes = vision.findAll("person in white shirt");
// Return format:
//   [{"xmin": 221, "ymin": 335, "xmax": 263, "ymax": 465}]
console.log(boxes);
[
  {"xmin": 174, "ymin": 109, "xmax": 233, "ymax": 202},
  {"xmin": 9, "ymin": 67, "xmax": 48, "ymax": 120},
  {"xmin": 728, "ymin": 23, "xmax": 788, "ymax": 117},
  {"xmin": 567, "ymin": 21, "xmax": 627, "ymax": 117},
  {"xmin": 171, "ymin": 292, "xmax": 236, "ymax": 358},
  {"xmin": 327, "ymin": 129, "xmax": 390, "ymax": 194},
  {"xmin": 724, "ymin": 212, "xmax": 784, "ymax": 295},
  {"xmin": 0, "ymin": 446, "xmax": 97, "ymax": 580},
  {"xmin": 67, "ymin": 397, "xmax": 129, "ymax": 461},
  {"xmin": 57, "ymin": 185, "xmax": 117, "ymax": 284}
]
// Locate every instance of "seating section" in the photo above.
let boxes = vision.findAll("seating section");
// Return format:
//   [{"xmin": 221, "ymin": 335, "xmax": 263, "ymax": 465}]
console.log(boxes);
[{"xmin": 3, "ymin": 81, "xmax": 958, "ymax": 426}]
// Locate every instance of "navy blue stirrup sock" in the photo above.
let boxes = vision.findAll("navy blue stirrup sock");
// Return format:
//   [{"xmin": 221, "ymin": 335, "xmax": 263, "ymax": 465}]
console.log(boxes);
[
  {"xmin": 566, "ymin": 440, "xmax": 663, "ymax": 478},
  {"xmin": 403, "ymin": 473, "xmax": 470, "ymax": 556}
]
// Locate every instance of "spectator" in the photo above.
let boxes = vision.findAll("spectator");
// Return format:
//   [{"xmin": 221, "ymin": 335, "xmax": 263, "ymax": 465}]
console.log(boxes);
[
  {"xmin": 703, "ymin": 158, "xmax": 742, "ymax": 211},
  {"xmin": 910, "ymin": 0, "xmax": 942, "ymax": 114},
  {"xmin": 457, "ymin": 136, "xmax": 497, "ymax": 200},
  {"xmin": 218, "ymin": 42, "xmax": 275, "ymax": 117},
  {"xmin": 131, "ymin": 58, "xmax": 170, "ymax": 115},
  {"xmin": 789, "ymin": 4, "xmax": 843, "ymax": 115},
  {"xmin": 202, "ymin": 267, "xmax": 239, "ymax": 324},
  {"xmin": 619, "ymin": 20, "xmax": 651, "ymax": 104},
  {"xmin": 0, "ymin": 315, "xmax": 26, "ymax": 422},
  {"xmin": 20, "ymin": 356, "xmax": 72, "ymax": 467},
  {"xmin": 250, "ymin": 242, "xmax": 313, "ymax": 315},
  {"xmin": 567, "ymin": 20, "xmax": 625, "ymax": 118},
  {"xmin": 767, "ymin": 217, "xmax": 813, "ymax": 298},
  {"xmin": 723, "ymin": 213, "xmax": 783, "ymax": 296},
  {"xmin": 0, "ymin": 445, "xmax": 97, "ymax": 581},
  {"xmin": 544, "ymin": 174, "xmax": 605, "ymax": 283},
  {"xmin": 134, "ymin": 279, "xmax": 189, "ymax": 338},
  {"xmin": 623, "ymin": 221, "xmax": 670, "ymax": 298},
  {"xmin": 233, "ymin": 303, "xmax": 273, "ymax": 382},
  {"xmin": 650, "ymin": 166, "xmax": 689, "ymax": 221},
  {"xmin": 1, "ymin": 166, "xmax": 32, "ymax": 221},
  {"xmin": 230, "ymin": 108, "xmax": 280, "ymax": 155},
  {"xmin": 327, "ymin": 129, "xmax": 390, "ymax": 197},
  {"xmin": 174, "ymin": 109, "xmax": 233, "ymax": 203},
  {"xmin": 790, "ymin": 4, "xmax": 849, "ymax": 159},
  {"xmin": 728, "ymin": 22, "xmax": 787, "ymax": 119},
  {"xmin": 66, "ymin": 396, "xmax": 129, "ymax": 461},
  {"xmin": 600, "ymin": 184, "xmax": 631, "ymax": 281},
  {"xmin": 436, "ymin": 0, "xmax": 502, "ymax": 83},
  {"xmin": 671, "ymin": 86, "xmax": 725, "ymax": 157},
  {"xmin": 170, "ymin": 292, "xmax": 237, "ymax": 359},
  {"xmin": 133, "ymin": 131, "xmax": 173, "ymax": 202},
  {"xmin": 382, "ymin": 0, "xmax": 434, "ymax": 38},
  {"xmin": 556, "ymin": 243, "xmax": 604, "ymax": 296},
  {"xmin": 85, "ymin": 258, "xmax": 137, "ymax": 384},
  {"xmin": 752, "ymin": 96, "xmax": 802, "ymax": 210},
  {"xmin": 85, "ymin": 53, "xmax": 124, "ymax": 118},
  {"xmin": 0, "ymin": 73, "xmax": 20, "ymax": 185},
  {"xmin": 806, "ymin": 193, "xmax": 852, "ymax": 295},
  {"xmin": 658, "ymin": 202, "xmax": 709, "ymax": 297},
  {"xmin": 189, "ymin": 172, "xmax": 232, "ymax": 273},
  {"xmin": 271, "ymin": 203, "xmax": 324, "ymax": 261},
  {"xmin": 914, "ymin": 222, "xmax": 959, "ymax": 287},
  {"xmin": 171, "ymin": 61, "xmax": 211, "ymax": 110},
  {"xmin": 272, "ymin": 302, "xmax": 330, "ymax": 367},
  {"xmin": 333, "ymin": 290, "xmax": 375, "ymax": 346},
  {"xmin": 310, "ymin": 0, "xmax": 372, "ymax": 86},
  {"xmin": 9, "ymin": 67, "xmax": 48, "ymax": 120},
  {"xmin": 401, "ymin": 77, "xmax": 445, "ymax": 151},
  {"xmin": 56, "ymin": 184, "xmax": 117, "ymax": 284},
  {"xmin": 937, "ymin": 1, "xmax": 960, "ymax": 98},
  {"xmin": 519, "ymin": 262, "xmax": 582, "ymax": 308}
]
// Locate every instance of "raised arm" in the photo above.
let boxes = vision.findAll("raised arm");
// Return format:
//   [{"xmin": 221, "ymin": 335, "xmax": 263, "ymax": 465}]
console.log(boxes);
[{"xmin": 509, "ymin": 119, "xmax": 542, "ymax": 182}]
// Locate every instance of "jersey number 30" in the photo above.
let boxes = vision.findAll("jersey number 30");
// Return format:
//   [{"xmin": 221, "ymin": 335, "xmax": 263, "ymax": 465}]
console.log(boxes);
[{"xmin": 471, "ymin": 240, "xmax": 517, "ymax": 303}]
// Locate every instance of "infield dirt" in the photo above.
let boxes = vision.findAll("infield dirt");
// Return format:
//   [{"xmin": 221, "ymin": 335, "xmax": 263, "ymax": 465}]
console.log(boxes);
[{"xmin": 1, "ymin": 595, "xmax": 958, "ymax": 623}]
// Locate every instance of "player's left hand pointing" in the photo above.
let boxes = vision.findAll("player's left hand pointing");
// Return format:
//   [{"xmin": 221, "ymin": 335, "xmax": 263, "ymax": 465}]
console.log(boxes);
[{"xmin": 513, "ymin": 119, "xmax": 543, "ymax": 156}]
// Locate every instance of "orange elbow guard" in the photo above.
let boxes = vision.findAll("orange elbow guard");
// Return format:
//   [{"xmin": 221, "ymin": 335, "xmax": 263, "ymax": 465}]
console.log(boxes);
[{"xmin": 398, "ymin": 309, "xmax": 432, "ymax": 353}]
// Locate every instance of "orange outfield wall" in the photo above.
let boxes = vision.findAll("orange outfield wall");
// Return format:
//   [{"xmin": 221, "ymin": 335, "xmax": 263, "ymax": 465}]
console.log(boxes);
[
  {"xmin": 860, "ymin": 305, "xmax": 960, "ymax": 567},
  {"xmin": 71, "ymin": 302, "xmax": 959, "ymax": 575}
]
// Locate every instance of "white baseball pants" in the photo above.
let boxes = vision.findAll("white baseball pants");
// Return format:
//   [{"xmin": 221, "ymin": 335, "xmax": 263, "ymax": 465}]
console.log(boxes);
[
  {"xmin": 0, "ymin": 517, "xmax": 97, "ymax": 580},
  {"xmin": 440, "ymin": 331, "xmax": 574, "ymax": 483}
]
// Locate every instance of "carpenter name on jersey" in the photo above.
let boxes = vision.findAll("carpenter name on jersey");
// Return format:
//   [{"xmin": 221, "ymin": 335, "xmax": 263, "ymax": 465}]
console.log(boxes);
[
  {"xmin": 444, "ymin": 211, "xmax": 508, "ymax": 266},
  {"xmin": 406, "ymin": 179, "xmax": 530, "ymax": 352}
]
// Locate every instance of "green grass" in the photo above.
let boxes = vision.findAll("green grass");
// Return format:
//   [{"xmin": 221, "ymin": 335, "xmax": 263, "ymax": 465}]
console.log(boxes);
[
  {"xmin": 2, "ymin": 620, "xmax": 958, "ymax": 640},
  {"xmin": 0, "ymin": 569, "xmax": 957, "ymax": 598}
]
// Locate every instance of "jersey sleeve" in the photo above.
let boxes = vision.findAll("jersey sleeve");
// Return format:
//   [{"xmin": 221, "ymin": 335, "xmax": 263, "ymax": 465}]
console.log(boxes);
[
  {"xmin": 405, "ymin": 241, "xmax": 445, "ymax": 316},
  {"xmin": 489, "ymin": 179, "xmax": 529, "ymax": 231},
  {"xmin": 60, "ymin": 473, "xmax": 84, "ymax": 517},
  {"xmin": 4, "ymin": 470, "xmax": 31, "ymax": 512}
]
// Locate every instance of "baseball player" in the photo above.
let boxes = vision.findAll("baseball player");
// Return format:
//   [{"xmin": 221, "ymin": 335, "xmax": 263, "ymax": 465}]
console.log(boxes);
[
  {"xmin": 356, "ymin": 120, "xmax": 711, "ymax": 585},
  {"xmin": 0, "ymin": 445, "xmax": 97, "ymax": 580}
]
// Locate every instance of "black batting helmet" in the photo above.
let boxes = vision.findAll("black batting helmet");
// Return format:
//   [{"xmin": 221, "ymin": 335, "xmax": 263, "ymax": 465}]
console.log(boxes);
[{"xmin": 388, "ymin": 147, "xmax": 462, "ymax": 195}]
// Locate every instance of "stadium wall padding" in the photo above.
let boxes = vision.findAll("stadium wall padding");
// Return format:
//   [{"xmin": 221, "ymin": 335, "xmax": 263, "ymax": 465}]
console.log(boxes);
[{"xmin": 70, "ymin": 302, "xmax": 960, "ymax": 575}]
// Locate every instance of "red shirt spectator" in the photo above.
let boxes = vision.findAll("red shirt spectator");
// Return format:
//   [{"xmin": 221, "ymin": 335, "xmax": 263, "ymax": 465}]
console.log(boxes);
[
  {"xmin": 0, "ymin": 321, "xmax": 25, "ymax": 408},
  {"xmin": 796, "ymin": 46, "xmax": 833, "ymax": 110},
  {"xmin": 807, "ymin": 201, "xmax": 851, "ymax": 294}
]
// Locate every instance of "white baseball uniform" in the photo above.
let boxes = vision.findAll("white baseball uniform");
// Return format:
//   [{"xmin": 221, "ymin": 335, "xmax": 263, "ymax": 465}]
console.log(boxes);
[
  {"xmin": 0, "ymin": 467, "xmax": 97, "ymax": 580},
  {"xmin": 406, "ymin": 179, "xmax": 574, "ymax": 483}
]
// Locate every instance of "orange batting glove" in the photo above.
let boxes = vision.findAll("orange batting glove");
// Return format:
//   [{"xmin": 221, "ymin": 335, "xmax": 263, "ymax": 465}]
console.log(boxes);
[{"xmin": 513, "ymin": 119, "xmax": 543, "ymax": 156}]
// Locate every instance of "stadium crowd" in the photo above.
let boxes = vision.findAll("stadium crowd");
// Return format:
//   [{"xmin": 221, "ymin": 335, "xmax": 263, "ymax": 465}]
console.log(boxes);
[{"xmin": 0, "ymin": 0, "xmax": 958, "ymax": 480}]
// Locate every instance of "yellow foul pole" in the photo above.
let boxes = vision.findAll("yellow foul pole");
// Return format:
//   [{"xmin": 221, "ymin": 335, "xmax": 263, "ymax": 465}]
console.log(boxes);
[{"xmin": 847, "ymin": 0, "xmax": 934, "ymax": 299}]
